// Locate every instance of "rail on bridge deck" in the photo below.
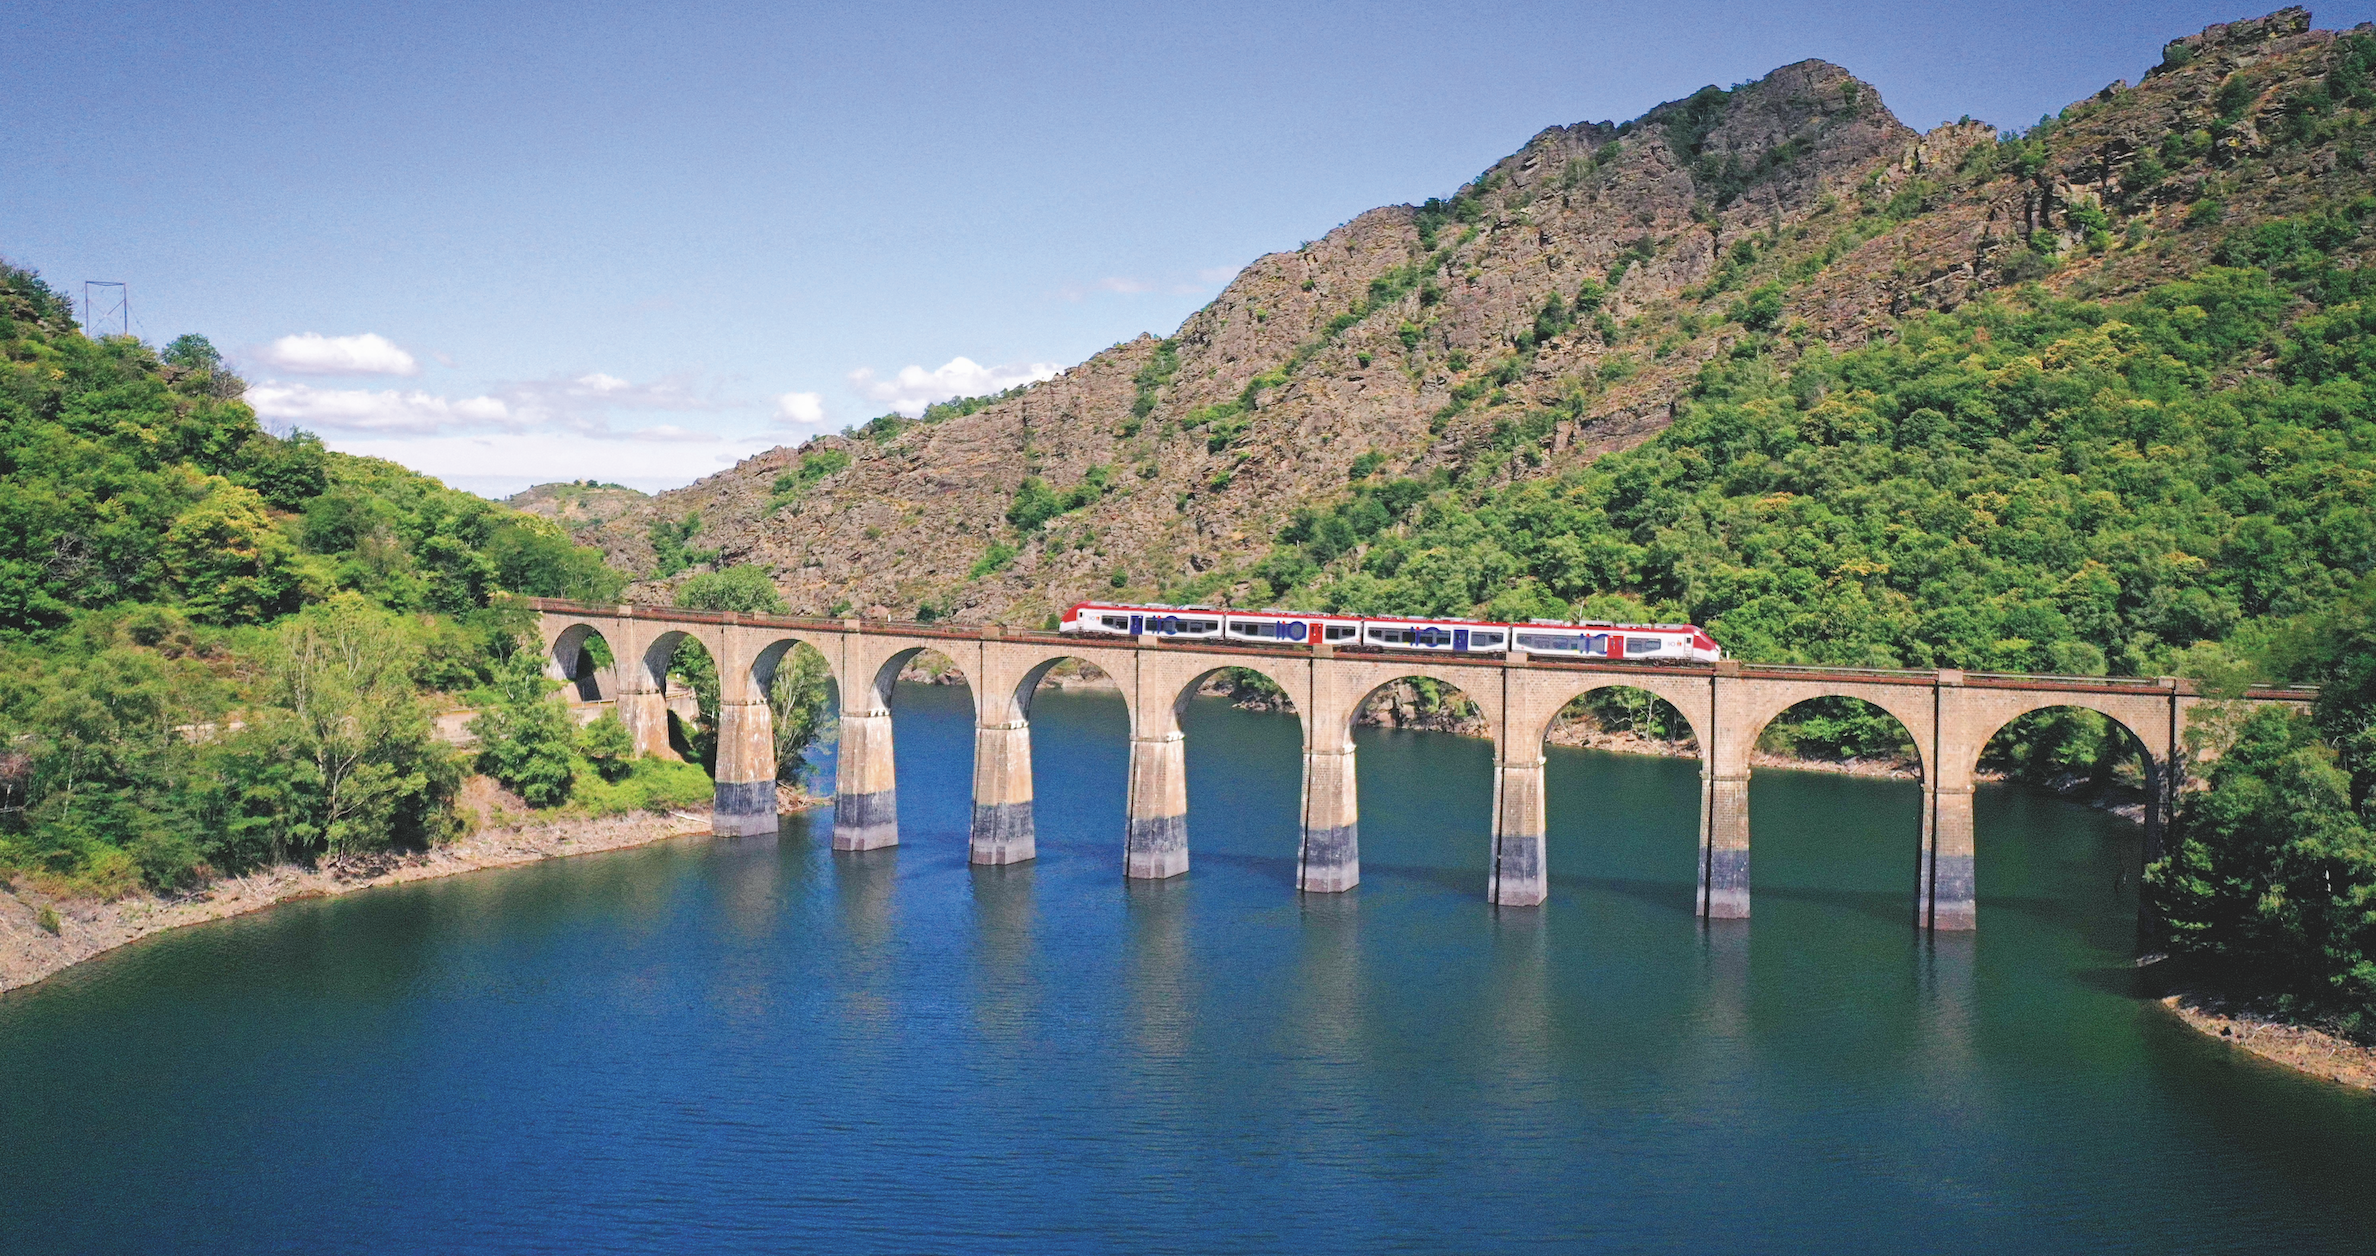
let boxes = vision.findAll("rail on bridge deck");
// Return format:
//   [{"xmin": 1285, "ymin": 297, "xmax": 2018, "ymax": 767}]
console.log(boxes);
[{"xmin": 528, "ymin": 599, "xmax": 2319, "ymax": 933}]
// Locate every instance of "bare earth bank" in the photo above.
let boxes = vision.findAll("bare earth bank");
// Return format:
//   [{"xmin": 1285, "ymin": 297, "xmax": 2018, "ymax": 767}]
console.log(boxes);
[
  {"xmin": 0, "ymin": 808, "xmax": 742, "ymax": 996},
  {"xmin": 2160, "ymin": 994, "xmax": 2376, "ymax": 1092}
]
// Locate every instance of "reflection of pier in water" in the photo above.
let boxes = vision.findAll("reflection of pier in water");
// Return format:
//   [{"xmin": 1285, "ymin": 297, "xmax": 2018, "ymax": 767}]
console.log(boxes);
[{"xmin": 533, "ymin": 599, "xmax": 2315, "ymax": 932}]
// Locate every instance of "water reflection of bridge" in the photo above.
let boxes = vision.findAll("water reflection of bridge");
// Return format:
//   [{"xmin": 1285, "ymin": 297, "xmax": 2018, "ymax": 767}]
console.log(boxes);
[{"xmin": 532, "ymin": 600, "xmax": 2316, "ymax": 931}]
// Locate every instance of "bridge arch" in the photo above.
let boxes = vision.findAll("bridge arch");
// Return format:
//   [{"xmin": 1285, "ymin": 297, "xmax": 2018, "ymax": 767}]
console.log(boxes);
[
  {"xmin": 1522, "ymin": 675, "xmax": 1711, "ymax": 758},
  {"xmin": 1008, "ymin": 653, "xmax": 1135, "ymax": 731},
  {"xmin": 1733, "ymin": 687, "xmax": 1934, "ymax": 787},
  {"xmin": 1955, "ymin": 691, "xmax": 2169, "ymax": 793},
  {"xmin": 546, "ymin": 621, "xmax": 614, "ymax": 701},
  {"xmin": 1742, "ymin": 693, "xmax": 1929, "ymax": 930},
  {"xmin": 643, "ymin": 628, "xmax": 722, "ymax": 766},
  {"xmin": 747, "ymin": 634, "xmax": 842, "ymax": 783},
  {"xmin": 1338, "ymin": 663, "xmax": 1499, "ymax": 748},
  {"xmin": 858, "ymin": 645, "xmax": 981, "ymax": 725},
  {"xmin": 958, "ymin": 645, "xmax": 1145, "ymax": 870}
]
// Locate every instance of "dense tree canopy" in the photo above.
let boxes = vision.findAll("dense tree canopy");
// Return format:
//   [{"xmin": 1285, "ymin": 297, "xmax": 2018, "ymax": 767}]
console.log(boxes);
[{"xmin": 0, "ymin": 260, "xmax": 636, "ymax": 891}]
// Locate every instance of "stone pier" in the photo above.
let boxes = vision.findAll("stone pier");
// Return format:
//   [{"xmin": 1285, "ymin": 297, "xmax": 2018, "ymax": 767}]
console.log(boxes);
[
  {"xmin": 834, "ymin": 701, "xmax": 899, "ymax": 851},
  {"xmin": 971, "ymin": 718, "xmax": 1036, "ymax": 865},
  {"xmin": 1489, "ymin": 753, "xmax": 1548, "ymax": 907},
  {"xmin": 1921, "ymin": 785, "xmax": 1977, "ymax": 930},
  {"xmin": 1700, "ymin": 772, "xmax": 1751, "ymax": 919},
  {"xmin": 1297, "ymin": 744, "xmax": 1359, "ymax": 892},
  {"xmin": 1125, "ymin": 730, "xmax": 1189, "ymax": 879},
  {"xmin": 712, "ymin": 698, "xmax": 778, "ymax": 836},
  {"xmin": 615, "ymin": 684, "xmax": 672, "ymax": 759}
]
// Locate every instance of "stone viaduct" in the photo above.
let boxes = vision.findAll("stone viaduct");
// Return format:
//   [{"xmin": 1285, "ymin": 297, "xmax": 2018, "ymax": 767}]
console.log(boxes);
[{"xmin": 532, "ymin": 600, "xmax": 2318, "ymax": 932}]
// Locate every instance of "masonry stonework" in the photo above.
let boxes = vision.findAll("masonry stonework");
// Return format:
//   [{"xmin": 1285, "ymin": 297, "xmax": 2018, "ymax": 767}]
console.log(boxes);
[{"xmin": 535, "ymin": 603, "xmax": 2308, "ymax": 934}]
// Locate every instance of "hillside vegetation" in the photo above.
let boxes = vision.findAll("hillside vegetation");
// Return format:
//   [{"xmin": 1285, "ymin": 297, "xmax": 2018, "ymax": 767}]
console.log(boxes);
[{"xmin": 0, "ymin": 264, "xmax": 654, "ymax": 894}]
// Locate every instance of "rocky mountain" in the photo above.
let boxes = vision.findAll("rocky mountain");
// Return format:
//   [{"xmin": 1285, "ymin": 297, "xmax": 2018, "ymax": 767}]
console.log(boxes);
[
  {"xmin": 575, "ymin": 7, "xmax": 2370, "ymax": 625},
  {"xmin": 507, "ymin": 480, "xmax": 649, "ymax": 529}
]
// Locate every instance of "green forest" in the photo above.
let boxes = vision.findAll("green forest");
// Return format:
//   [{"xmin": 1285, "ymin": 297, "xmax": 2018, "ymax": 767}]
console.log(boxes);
[{"xmin": 0, "ymin": 262, "xmax": 721, "ymax": 896}]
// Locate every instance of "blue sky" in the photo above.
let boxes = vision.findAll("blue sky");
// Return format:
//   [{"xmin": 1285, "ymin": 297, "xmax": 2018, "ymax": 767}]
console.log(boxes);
[{"xmin": 9, "ymin": 1, "xmax": 2367, "ymax": 496}]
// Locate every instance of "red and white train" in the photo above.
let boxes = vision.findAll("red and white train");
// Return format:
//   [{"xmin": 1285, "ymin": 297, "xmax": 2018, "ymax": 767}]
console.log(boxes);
[{"xmin": 1060, "ymin": 602, "xmax": 1723, "ymax": 663}]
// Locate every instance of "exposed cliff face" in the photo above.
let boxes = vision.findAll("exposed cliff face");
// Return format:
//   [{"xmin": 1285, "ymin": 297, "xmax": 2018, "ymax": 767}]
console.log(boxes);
[{"xmin": 578, "ymin": 8, "xmax": 2370, "ymax": 625}]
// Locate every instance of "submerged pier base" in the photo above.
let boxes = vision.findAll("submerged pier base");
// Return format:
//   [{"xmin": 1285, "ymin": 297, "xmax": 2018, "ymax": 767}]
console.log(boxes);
[
  {"xmin": 1297, "ymin": 745, "xmax": 1359, "ymax": 893},
  {"xmin": 1700, "ymin": 771, "xmax": 1750, "ymax": 919},
  {"xmin": 1126, "ymin": 731, "xmax": 1189, "ymax": 879},
  {"xmin": 1490, "ymin": 755, "xmax": 1547, "ymax": 907},
  {"xmin": 834, "ymin": 706, "xmax": 899, "ymax": 851},
  {"xmin": 712, "ymin": 699, "xmax": 779, "ymax": 836},
  {"xmin": 971, "ymin": 719, "xmax": 1036, "ymax": 865},
  {"xmin": 1922, "ymin": 785, "xmax": 1977, "ymax": 931}
]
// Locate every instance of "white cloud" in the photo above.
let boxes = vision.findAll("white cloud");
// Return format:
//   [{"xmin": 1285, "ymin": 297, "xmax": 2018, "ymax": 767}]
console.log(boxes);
[
  {"xmin": 505, "ymin": 372, "xmax": 714, "ymax": 415},
  {"xmin": 319, "ymin": 430, "xmax": 785, "ymax": 498},
  {"xmin": 847, "ymin": 356, "xmax": 1062, "ymax": 417},
  {"xmin": 775, "ymin": 391, "xmax": 826, "ymax": 424},
  {"xmin": 254, "ymin": 332, "xmax": 421, "ymax": 376},
  {"xmin": 247, "ymin": 367, "xmax": 731, "ymax": 438},
  {"xmin": 248, "ymin": 382, "xmax": 512, "ymax": 435},
  {"xmin": 626, "ymin": 425, "xmax": 719, "ymax": 442}
]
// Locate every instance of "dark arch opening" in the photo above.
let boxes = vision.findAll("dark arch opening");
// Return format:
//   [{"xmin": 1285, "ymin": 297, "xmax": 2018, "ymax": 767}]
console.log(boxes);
[
  {"xmin": 1979, "ymin": 707, "xmax": 2155, "ymax": 804},
  {"xmin": 1974, "ymin": 705, "xmax": 2159, "ymax": 947},
  {"xmin": 882, "ymin": 647, "xmax": 977, "ymax": 842},
  {"xmin": 1355, "ymin": 675, "xmax": 1483, "ymax": 737},
  {"xmin": 1756, "ymin": 696, "xmax": 1921, "ymax": 776},
  {"xmin": 1346, "ymin": 673, "xmax": 1495, "ymax": 893},
  {"xmin": 649, "ymin": 631, "xmax": 723, "ymax": 771},
  {"xmin": 1018, "ymin": 657, "xmax": 1130, "ymax": 855},
  {"xmin": 1747, "ymin": 696, "xmax": 1926, "ymax": 928},
  {"xmin": 1178, "ymin": 663, "xmax": 1305, "ymax": 878},
  {"xmin": 1548, "ymin": 687, "xmax": 1702, "ymax": 760},
  {"xmin": 549, "ymin": 624, "xmax": 613, "ymax": 702},
  {"xmin": 1544, "ymin": 685, "xmax": 1705, "ymax": 915},
  {"xmin": 753, "ymin": 638, "xmax": 841, "ymax": 794}
]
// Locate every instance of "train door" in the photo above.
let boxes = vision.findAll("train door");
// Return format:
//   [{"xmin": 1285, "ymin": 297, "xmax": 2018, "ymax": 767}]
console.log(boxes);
[
  {"xmin": 1452, "ymin": 627, "xmax": 1470, "ymax": 652},
  {"xmin": 1129, "ymin": 613, "xmax": 1143, "ymax": 635}
]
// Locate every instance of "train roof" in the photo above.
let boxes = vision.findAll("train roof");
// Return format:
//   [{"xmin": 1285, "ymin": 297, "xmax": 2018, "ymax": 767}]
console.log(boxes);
[{"xmin": 1073, "ymin": 602, "xmax": 1701, "ymax": 633}]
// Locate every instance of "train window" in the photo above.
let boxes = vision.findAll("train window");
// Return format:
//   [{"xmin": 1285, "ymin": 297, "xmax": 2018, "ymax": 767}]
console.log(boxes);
[
  {"xmin": 1626, "ymin": 637, "xmax": 1662, "ymax": 655},
  {"xmin": 1324, "ymin": 625, "xmax": 1356, "ymax": 641},
  {"xmin": 1102, "ymin": 616, "xmax": 1129, "ymax": 629},
  {"xmin": 1516, "ymin": 633, "xmax": 1576, "ymax": 651},
  {"xmin": 1472, "ymin": 632, "xmax": 1504, "ymax": 647},
  {"xmin": 1187, "ymin": 619, "xmax": 1217, "ymax": 633},
  {"xmin": 1230, "ymin": 623, "xmax": 1262, "ymax": 636}
]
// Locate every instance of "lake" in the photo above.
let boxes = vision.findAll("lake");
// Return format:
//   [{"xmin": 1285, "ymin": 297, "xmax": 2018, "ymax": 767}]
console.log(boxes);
[{"xmin": 3, "ymin": 683, "xmax": 2371, "ymax": 1253}]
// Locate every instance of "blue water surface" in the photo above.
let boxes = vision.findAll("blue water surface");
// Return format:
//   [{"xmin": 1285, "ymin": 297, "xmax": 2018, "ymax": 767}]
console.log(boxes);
[{"xmin": 3, "ymin": 683, "xmax": 2372, "ymax": 1253}]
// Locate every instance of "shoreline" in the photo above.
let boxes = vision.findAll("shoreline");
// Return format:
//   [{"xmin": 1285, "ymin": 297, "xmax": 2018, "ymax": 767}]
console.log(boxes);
[
  {"xmin": 2159, "ymin": 993, "xmax": 2376, "ymax": 1091},
  {"xmin": 11, "ymin": 732, "xmax": 2352, "ymax": 1098},
  {"xmin": 0, "ymin": 807, "xmax": 762, "ymax": 997}
]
